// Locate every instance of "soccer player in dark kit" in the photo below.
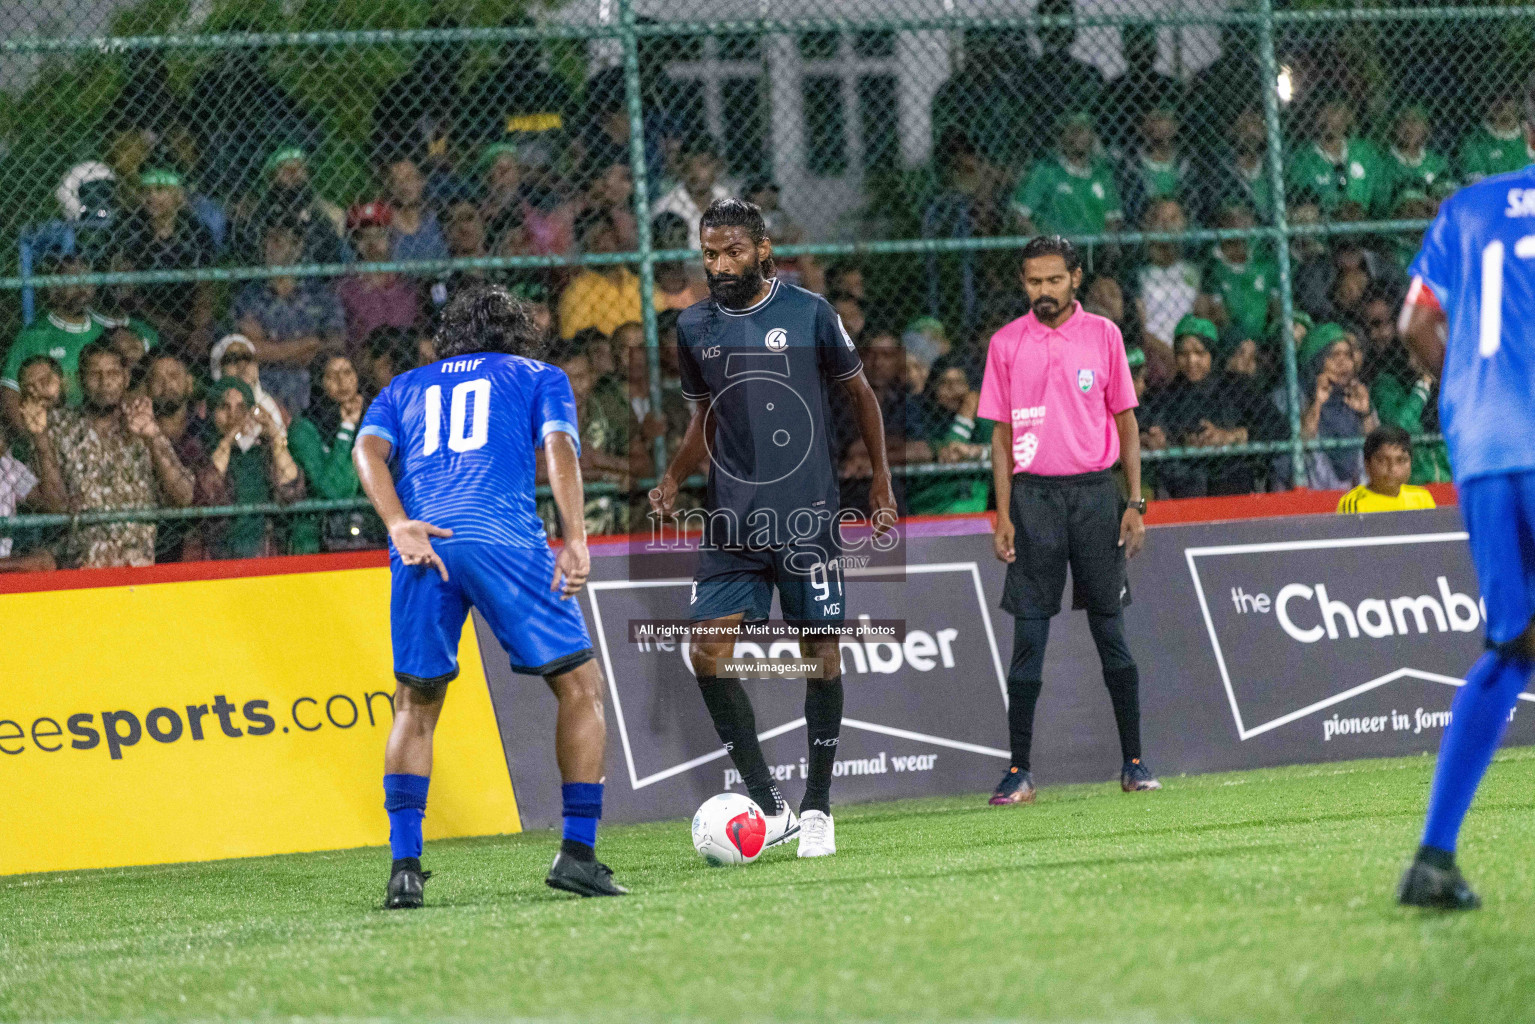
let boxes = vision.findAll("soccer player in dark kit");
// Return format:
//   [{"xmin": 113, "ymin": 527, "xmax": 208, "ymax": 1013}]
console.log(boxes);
[{"xmin": 649, "ymin": 198, "xmax": 896, "ymax": 858}]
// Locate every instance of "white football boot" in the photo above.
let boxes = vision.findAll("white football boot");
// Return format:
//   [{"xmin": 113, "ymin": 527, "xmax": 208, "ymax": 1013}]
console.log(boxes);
[
  {"xmin": 796, "ymin": 809, "xmax": 836, "ymax": 858},
  {"xmin": 762, "ymin": 799, "xmax": 800, "ymax": 848}
]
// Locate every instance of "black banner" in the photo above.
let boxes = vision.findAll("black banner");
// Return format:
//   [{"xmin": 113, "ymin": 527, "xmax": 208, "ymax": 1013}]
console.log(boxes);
[{"xmin": 481, "ymin": 509, "xmax": 1534, "ymax": 829}]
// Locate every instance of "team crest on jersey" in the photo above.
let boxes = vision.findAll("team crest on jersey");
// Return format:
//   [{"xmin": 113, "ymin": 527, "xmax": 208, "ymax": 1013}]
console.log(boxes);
[
  {"xmin": 1077, "ymin": 369, "xmax": 1095, "ymax": 393},
  {"xmin": 765, "ymin": 327, "xmax": 788, "ymax": 352}
]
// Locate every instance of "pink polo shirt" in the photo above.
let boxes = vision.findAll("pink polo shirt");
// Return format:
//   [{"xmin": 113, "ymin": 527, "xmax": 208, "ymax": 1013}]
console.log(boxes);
[{"xmin": 977, "ymin": 303, "xmax": 1137, "ymax": 476}]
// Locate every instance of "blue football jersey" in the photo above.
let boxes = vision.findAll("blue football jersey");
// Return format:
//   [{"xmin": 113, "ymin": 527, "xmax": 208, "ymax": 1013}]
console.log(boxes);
[
  {"xmin": 358, "ymin": 353, "xmax": 580, "ymax": 547},
  {"xmin": 1410, "ymin": 166, "xmax": 1535, "ymax": 482}
]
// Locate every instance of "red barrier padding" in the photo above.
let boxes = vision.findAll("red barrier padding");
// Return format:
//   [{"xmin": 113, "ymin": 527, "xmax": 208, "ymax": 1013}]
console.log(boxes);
[
  {"xmin": 1142, "ymin": 483, "xmax": 1458, "ymax": 526},
  {"xmin": 0, "ymin": 549, "xmax": 390, "ymax": 595}
]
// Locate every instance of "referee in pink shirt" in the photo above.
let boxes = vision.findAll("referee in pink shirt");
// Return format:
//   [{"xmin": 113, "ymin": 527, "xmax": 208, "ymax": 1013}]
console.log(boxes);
[{"xmin": 977, "ymin": 236, "xmax": 1160, "ymax": 806}]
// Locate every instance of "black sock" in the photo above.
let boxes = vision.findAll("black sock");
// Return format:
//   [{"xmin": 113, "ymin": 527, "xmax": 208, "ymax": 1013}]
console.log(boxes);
[
  {"xmin": 1006, "ymin": 617, "xmax": 1051, "ymax": 771},
  {"xmin": 698, "ymin": 675, "xmax": 779, "ymax": 811},
  {"xmin": 391, "ymin": 856, "xmax": 421, "ymax": 875},
  {"xmin": 1103, "ymin": 664, "xmax": 1143, "ymax": 763},
  {"xmin": 1416, "ymin": 844, "xmax": 1455, "ymax": 870},
  {"xmin": 1006, "ymin": 676, "xmax": 1044, "ymax": 771},
  {"xmin": 801, "ymin": 677, "xmax": 844, "ymax": 815},
  {"xmin": 560, "ymin": 838, "xmax": 596, "ymax": 862}
]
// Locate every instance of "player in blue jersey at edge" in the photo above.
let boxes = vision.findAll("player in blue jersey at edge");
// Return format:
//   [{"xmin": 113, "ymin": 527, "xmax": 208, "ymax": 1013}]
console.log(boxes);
[
  {"xmin": 354, "ymin": 285, "xmax": 625, "ymax": 907},
  {"xmin": 1397, "ymin": 70, "xmax": 1535, "ymax": 910}
]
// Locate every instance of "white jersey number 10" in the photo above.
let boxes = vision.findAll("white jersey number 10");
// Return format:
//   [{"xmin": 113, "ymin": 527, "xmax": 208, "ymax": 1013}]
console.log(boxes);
[
  {"xmin": 1479, "ymin": 235, "xmax": 1535, "ymax": 357},
  {"xmin": 422, "ymin": 379, "xmax": 491, "ymax": 455}
]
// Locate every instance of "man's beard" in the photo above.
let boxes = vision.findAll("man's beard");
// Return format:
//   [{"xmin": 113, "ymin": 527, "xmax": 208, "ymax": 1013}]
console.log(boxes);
[
  {"xmin": 707, "ymin": 259, "xmax": 765, "ymax": 309},
  {"xmin": 1031, "ymin": 291, "xmax": 1072, "ymax": 321},
  {"xmin": 83, "ymin": 394, "xmax": 119, "ymax": 415},
  {"xmin": 152, "ymin": 397, "xmax": 186, "ymax": 418}
]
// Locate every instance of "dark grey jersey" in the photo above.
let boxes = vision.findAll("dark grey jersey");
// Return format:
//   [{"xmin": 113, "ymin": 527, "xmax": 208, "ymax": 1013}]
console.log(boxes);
[{"xmin": 676, "ymin": 279, "xmax": 863, "ymax": 545}]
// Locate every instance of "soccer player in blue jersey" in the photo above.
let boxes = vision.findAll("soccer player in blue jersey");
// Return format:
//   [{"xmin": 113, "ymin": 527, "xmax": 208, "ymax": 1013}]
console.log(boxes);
[
  {"xmin": 354, "ymin": 285, "xmax": 626, "ymax": 907},
  {"xmin": 650, "ymin": 199, "xmax": 896, "ymax": 858},
  {"xmin": 1397, "ymin": 72, "xmax": 1535, "ymax": 910}
]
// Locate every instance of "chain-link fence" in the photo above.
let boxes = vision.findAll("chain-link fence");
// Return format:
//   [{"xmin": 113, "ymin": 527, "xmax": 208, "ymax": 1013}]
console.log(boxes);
[{"xmin": 0, "ymin": 0, "xmax": 1523, "ymax": 567}]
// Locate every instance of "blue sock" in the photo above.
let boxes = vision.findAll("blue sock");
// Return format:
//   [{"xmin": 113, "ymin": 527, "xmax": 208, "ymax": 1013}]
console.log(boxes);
[
  {"xmin": 1421, "ymin": 653, "xmax": 1531, "ymax": 854},
  {"xmin": 562, "ymin": 782, "xmax": 603, "ymax": 851},
  {"xmin": 383, "ymin": 773, "xmax": 431, "ymax": 862}
]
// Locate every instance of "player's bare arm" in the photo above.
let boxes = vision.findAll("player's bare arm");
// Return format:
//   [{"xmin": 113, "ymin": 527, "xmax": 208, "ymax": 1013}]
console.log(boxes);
[
  {"xmin": 543, "ymin": 430, "xmax": 590, "ymax": 598},
  {"xmin": 838, "ymin": 370, "xmax": 897, "ymax": 538},
  {"xmin": 990, "ymin": 423, "xmax": 1015, "ymax": 563},
  {"xmin": 649, "ymin": 397, "xmax": 712, "ymax": 519},
  {"xmin": 1400, "ymin": 279, "xmax": 1448, "ymax": 376},
  {"xmin": 354, "ymin": 432, "xmax": 453, "ymax": 581},
  {"xmin": 1115, "ymin": 408, "xmax": 1145, "ymax": 559}
]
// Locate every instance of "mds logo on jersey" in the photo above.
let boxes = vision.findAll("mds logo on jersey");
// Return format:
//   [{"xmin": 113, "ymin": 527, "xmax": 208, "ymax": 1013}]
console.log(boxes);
[{"xmin": 1077, "ymin": 369, "xmax": 1095, "ymax": 393}]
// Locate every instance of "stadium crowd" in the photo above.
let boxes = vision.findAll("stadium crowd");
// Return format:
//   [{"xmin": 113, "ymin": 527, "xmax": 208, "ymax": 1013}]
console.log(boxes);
[{"xmin": 1, "ymin": 9, "xmax": 1510, "ymax": 570}]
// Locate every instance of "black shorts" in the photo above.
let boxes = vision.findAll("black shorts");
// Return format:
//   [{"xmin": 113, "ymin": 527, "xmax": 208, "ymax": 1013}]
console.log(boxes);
[
  {"xmin": 689, "ymin": 528, "xmax": 845, "ymax": 627},
  {"xmin": 1001, "ymin": 470, "xmax": 1131, "ymax": 619}
]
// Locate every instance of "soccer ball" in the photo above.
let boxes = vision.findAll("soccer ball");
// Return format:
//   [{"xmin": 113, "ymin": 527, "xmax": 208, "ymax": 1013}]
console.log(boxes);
[{"xmin": 691, "ymin": 793, "xmax": 767, "ymax": 866}]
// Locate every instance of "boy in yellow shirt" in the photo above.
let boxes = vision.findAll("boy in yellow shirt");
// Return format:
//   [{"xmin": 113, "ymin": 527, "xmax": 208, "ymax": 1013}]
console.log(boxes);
[{"xmin": 1338, "ymin": 425, "xmax": 1438, "ymax": 513}]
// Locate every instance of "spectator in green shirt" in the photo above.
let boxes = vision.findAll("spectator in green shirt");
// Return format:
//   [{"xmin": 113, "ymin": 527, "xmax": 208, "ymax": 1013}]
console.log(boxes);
[
  {"xmin": 1199, "ymin": 204, "xmax": 1278, "ymax": 348},
  {"xmin": 1285, "ymin": 97, "xmax": 1387, "ymax": 216},
  {"xmin": 195, "ymin": 376, "xmax": 304, "ymax": 560},
  {"xmin": 287, "ymin": 353, "xmax": 372, "ymax": 552},
  {"xmin": 1383, "ymin": 104, "xmax": 1453, "ymax": 208},
  {"xmin": 1010, "ymin": 112, "xmax": 1124, "ymax": 239},
  {"xmin": 1458, "ymin": 93, "xmax": 1531, "ymax": 183},
  {"xmin": 2, "ymin": 254, "xmax": 102, "ymax": 434},
  {"xmin": 907, "ymin": 363, "xmax": 993, "ymax": 514},
  {"xmin": 1121, "ymin": 105, "xmax": 1191, "ymax": 228}
]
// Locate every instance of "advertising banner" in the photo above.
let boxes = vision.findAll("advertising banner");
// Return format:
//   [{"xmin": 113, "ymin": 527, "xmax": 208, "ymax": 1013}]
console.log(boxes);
[
  {"xmin": 487, "ymin": 538, "xmax": 1018, "ymax": 828},
  {"xmin": 1130, "ymin": 507, "xmax": 1535, "ymax": 774},
  {"xmin": 494, "ymin": 510, "xmax": 1534, "ymax": 829},
  {"xmin": 0, "ymin": 565, "xmax": 519, "ymax": 876}
]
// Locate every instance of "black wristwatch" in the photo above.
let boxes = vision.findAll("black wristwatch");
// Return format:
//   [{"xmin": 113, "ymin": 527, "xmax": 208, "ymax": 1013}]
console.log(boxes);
[{"xmin": 1129, "ymin": 498, "xmax": 1148, "ymax": 514}]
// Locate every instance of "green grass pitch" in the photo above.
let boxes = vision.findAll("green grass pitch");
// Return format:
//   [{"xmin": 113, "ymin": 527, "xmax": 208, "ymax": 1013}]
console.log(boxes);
[{"xmin": 3, "ymin": 750, "xmax": 1533, "ymax": 1024}]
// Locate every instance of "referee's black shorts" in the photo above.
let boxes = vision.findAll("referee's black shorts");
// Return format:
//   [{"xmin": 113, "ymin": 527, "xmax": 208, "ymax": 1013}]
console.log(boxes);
[{"xmin": 1001, "ymin": 469, "xmax": 1131, "ymax": 619}]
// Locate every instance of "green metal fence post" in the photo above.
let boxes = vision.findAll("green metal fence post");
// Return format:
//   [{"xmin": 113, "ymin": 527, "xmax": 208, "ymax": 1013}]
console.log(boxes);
[
  {"xmin": 617, "ymin": 0, "xmax": 669, "ymax": 483},
  {"xmin": 1256, "ymin": 0, "xmax": 1306, "ymax": 486}
]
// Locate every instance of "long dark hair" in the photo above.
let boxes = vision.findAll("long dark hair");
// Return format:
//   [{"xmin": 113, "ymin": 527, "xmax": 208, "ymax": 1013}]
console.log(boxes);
[
  {"xmin": 435, "ymin": 284, "xmax": 540, "ymax": 360},
  {"xmin": 307, "ymin": 351, "xmax": 364, "ymax": 439}
]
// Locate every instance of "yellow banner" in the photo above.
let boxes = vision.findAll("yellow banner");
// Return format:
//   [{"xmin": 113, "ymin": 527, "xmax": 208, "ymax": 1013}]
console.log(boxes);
[{"xmin": 0, "ymin": 566, "xmax": 519, "ymax": 876}]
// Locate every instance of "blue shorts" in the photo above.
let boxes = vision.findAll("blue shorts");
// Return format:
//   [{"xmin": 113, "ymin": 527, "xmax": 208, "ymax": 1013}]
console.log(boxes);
[
  {"xmin": 689, "ymin": 531, "xmax": 845, "ymax": 627},
  {"xmin": 1460, "ymin": 470, "xmax": 1535, "ymax": 647},
  {"xmin": 391, "ymin": 542, "xmax": 594, "ymax": 686}
]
